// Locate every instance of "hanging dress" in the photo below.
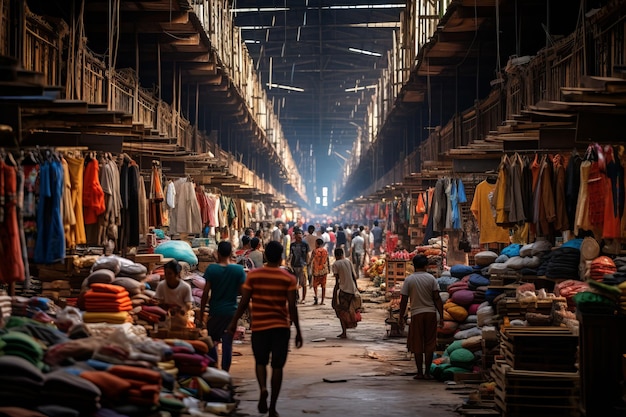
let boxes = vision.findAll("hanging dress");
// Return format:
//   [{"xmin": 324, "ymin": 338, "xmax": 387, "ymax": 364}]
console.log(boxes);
[
  {"xmin": 0, "ymin": 158, "xmax": 26, "ymax": 283},
  {"xmin": 574, "ymin": 160, "xmax": 592, "ymax": 236},
  {"xmin": 65, "ymin": 155, "xmax": 87, "ymax": 245},
  {"xmin": 34, "ymin": 159, "xmax": 65, "ymax": 264},
  {"xmin": 603, "ymin": 146, "xmax": 623, "ymax": 239}
]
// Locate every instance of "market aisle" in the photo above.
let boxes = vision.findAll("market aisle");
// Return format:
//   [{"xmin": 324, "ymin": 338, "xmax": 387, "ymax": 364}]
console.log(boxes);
[{"xmin": 228, "ymin": 277, "xmax": 463, "ymax": 417}]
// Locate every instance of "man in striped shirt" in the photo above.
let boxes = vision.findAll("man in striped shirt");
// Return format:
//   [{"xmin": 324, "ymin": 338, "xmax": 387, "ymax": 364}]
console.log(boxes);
[{"xmin": 228, "ymin": 241, "xmax": 303, "ymax": 417}]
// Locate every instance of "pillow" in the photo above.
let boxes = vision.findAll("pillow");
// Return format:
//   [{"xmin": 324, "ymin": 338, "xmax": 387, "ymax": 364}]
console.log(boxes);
[
  {"xmin": 119, "ymin": 263, "xmax": 148, "ymax": 279},
  {"xmin": 451, "ymin": 290, "xmax": 474, "ymax": 307},
  {"xmin": 468, "ymin": 274, "xmax": 490, "ymax": 288},
  {"xmin": 519, "ymin": 244, "xmax": 534, "ymax": 257},
  {"xmin": 91, "ymin": 256, "xmax": 121, "ymax": 275},
  {"xmin": 449, "ymin": 348, "xmax": 475, "ymax": 368},
  {"xmin": 450, "ymin": 264, "xmax": 474, "ymax": 278},
  {"xmin": 467, "ymin": 303, "xmax": 481, "ymax": 315},
  {"xmin": 85, "ymin": 269, "xmax": 116, "ymax": 287},
  {"xmin": 112, "ymin": 277, "xmax": 144, "ymax": 296},
  {"xmin": 155, "ymin": 241, "xmax": 199, "ymax": 266},
  {"xmin": 445, "ymin": 302, "xmax": 469, "ymax": 322},
  {"xmin": 453, "ymin": 327, "xmax": 482, "ymax": 340},
  {"xmin": 505, "ymin": 256, "xmax": 525, "ymax": 270},
  {"xmin": 461, "ymin": 335, "xmax": 483, "ymax": 351},
  {"xmin": 501, "ymin": 244, "xmax": 521, "ymax": 258},
  {"xmin": 437, "ymin": 321, "xmax": 459, "ymax": 335},
  {"xmin": 474, "ymin": 251, "xmax": 498, "ymax": 267},
  {"xmin": 495, "ymin": 254, "xmax": 509, "ymax": 263},
  {"xmin": 531, "ymin": 239, "xmax": 553, "ymax": 255},
  {"xmin": 443, "ymin": 340, "xmax": 464, "ymax": 357}
]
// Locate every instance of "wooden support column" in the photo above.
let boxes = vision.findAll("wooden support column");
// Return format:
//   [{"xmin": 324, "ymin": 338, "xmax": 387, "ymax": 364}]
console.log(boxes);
[{"xmin": 134, "ymin": 28, "xmax": 139, "ymax": 121}]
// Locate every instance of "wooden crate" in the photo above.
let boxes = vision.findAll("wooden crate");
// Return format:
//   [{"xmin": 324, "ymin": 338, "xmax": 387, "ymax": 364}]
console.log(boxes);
[
  {"xmin": 385, "ymin": 260, "xmax": 408, "ymax": 295},
  {"xmin": 500, "ymin": 327, "xmax": 578, "ymax": 372}
]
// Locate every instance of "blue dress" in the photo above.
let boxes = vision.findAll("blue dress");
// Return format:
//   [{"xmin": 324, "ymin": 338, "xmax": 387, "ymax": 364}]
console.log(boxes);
[{"xmin": 35, "ymin": 160, "xmax": 65, "ymax": 264}]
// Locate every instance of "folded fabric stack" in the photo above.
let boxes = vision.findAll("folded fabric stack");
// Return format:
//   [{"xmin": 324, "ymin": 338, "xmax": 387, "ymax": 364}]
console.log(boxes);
[
  {"xmin": 0, "ymin": 291, "xmax": 11, "ymax": 325},
  {"xmin": 589, "ymin": 256, "xmax": 617, "ymax": 282},
  {"xmin": 545, "ymin": 247, "xmax": 580, "ymax": 279},
  {"xmin": 107, "ymin": 365, "xmax": 162, "ymax": 406},
  {"xmin": 10, "ymin": 296, "xmax": 54, "ymax": 321},
  {"xmin": 165, "ymin": 339, "xmax": 213, "ymax": 376},
  {"xmin": 41, "ymin": 370, "xmax": 101, "ymax": 414},
  {"xmin": 0, "ymin": 331, "xmax": 44, "ymax": 369},
  {"xmin": 0, "ymin": 355, "xmax": 45, "ymax": 408},
  {"xmin": 614, "ymin": 256, "xmax": 626, "ymax": 273},
  {"xmin": 554, "ymin": 279, "xmax": 589, "ymax": 309},
  {"xmin": 83, "ymin": 311, "xmax": 132, "ymax": 324},
  {"xmin": 83, "ymin": 283, "xmax": 132, "ymax": 324},
  {"xmin": 80, "ymin": 370, "xmax": 132, "ymax": 406},
  {"xmin": 138, "ymin": 305, "xmax": 168, "ymax": 324},
  {"xmin": 84, "ymin": 283, "xmax": 133, "ymax": 312}
]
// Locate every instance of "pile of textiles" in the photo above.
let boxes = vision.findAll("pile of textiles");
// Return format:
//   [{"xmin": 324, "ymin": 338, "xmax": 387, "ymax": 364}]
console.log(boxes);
[{"xmin": 83, "ymin": 283, "xmax": 132, "ymax": 324}]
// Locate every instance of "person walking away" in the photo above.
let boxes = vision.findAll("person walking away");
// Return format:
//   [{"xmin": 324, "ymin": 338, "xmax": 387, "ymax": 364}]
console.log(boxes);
[
  {"xmin": 248, "ymin": 237, "xmax": 264, "ymax": 269},
  {"xmin": 327, "ymin": 226, "xmax": 336, "ymax": 255},
  {"xmin": 371, "ymin": 220, "xmax": 383, "ymax": 255},
  {"xmin": 228, "ymin": 241, "xmax": 303, "ymax": 417},
  {"xmin": 398, "ymin": 254, "xmax": 444, "ymax": 380},
  {"xmin": 311, "ymin": 238, "xmax": 330, "ymax": 305},
  {"xmin": 281, "ymin": 227, "xmax": 291, "ymax": 266},
  {"xmin": 336, "ymin": 226, "xmax": 346, "ymax": 253},
  {"xmin": 199, "ymin": 241, "xmax": 246, "ymax": 371},
  {"xmin": 332, "ymin": 248, "xmax": 359, "ymax": 338},
  {"xmin": 360, "ymin": 225, "xmax": 371, "ymax": 266},
  {"xmin": 304, "ymin": 225, "xmax": 318, "ymax": 288},
  {"xmin": 350, "ymin": 230, "xmax": 365, "ymax": 277},
  {"xmin": 287, "ymin": 228, "xmax": 310, "ymax": 303}
]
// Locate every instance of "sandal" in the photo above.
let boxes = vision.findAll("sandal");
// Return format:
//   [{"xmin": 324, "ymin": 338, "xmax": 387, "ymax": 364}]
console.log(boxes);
[
  {"xmin": 413, "ymin": 374, "xmax": 424, "ymax": 380},
  {"xmin": 423, "ymin": 374, "xmax": 434, "ymax": 380}
]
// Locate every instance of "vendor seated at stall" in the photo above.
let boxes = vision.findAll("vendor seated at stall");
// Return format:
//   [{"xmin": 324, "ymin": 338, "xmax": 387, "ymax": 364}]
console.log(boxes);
[{"xmin": 154, "ymin": 260, "xmax": 194, "ymax": 313}]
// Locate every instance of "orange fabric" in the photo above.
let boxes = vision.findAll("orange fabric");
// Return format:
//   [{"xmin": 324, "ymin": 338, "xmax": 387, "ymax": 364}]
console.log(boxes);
[
  {"xmin": 84, "ymin": 290, "xmax": 130, "ymax": 300},
  {"xmin": 83, "ymin": 158, "xmax": 106, "ymax": 224},
  {"xmin": 0, "ymin": 160, "xmax": 25, "ymax": 284},
  {"xmin": 416, "ymin": 193, "xmax": 426, "ymax": 214},
  {"xmin": 65, "ymin": 156, "xmax": 87, "ymax": 245},
  {"xmin": 90, "ymin": 283, "xmax": 128, "ymax": 294},
  {"xmin": 312, "ymin": 247, "xmax": 329, "ymax": 276}
]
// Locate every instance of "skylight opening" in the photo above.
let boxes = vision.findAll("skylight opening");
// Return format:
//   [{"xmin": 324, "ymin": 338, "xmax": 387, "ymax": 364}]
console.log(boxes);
[
  {"xmin": 266, "ymin": 83, "xmax": 305, "ymax": 92},
  {"xmin": 348, "ymin": 47, "xmax": 382, "ymax": 57}
]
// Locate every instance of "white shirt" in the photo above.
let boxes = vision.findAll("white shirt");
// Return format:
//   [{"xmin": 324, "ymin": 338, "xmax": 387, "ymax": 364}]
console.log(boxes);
[
  {"xmin": 400, "ymin": 271, "xmax": 439, "ymax": 316},
  {"xmin": 351, "ymin": 235, "xmax": 365, "ymax": 254},
  {"xmin": 332, "ymin": 258, "xmax": 357, "ymax": 294},
  {"xmin": 155, "ymin": 279, "xmax": 193, "ymax": 308}
]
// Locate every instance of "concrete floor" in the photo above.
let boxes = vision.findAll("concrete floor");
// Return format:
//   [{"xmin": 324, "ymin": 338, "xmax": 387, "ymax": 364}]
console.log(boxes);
[{"xmin": 228, "ymin": 277, "xmax": 466, "ymax": 417}]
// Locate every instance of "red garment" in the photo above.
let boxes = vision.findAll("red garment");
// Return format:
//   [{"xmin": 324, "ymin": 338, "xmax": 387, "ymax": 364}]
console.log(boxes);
[
  {"xmin": 0, "ymin": 159, "xmax": 25, "ymax": 283},
  {"xmin": 83, "ymin": 158, "xmax": 105, "ymax": 224},
  {"xmin": 587, "ymin": 162, "xmax": 606, "ymax": 235},
  {"xmin": 196, "ymin": 188, "xmax": 210, "ymax": 225}
]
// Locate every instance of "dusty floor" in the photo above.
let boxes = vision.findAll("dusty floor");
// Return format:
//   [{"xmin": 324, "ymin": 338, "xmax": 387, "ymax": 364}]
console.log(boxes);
[{"xmin": 228, "ymin": 276, "xmax": 467, "ymax": 417}]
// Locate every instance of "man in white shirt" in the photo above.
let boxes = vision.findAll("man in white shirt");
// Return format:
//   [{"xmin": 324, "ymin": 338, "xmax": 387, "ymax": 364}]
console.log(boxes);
[
  {"xmin": 350, "ymin": 231, "xmax": 365, "ymax": 278},
  {"xmin": 398, "ymin": 255, "xmax": 444, "ymax": 380}
]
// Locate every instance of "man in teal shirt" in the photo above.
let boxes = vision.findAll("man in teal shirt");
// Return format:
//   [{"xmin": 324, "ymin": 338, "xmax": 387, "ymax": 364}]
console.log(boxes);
[{"xmin": 199, "ymin": 241, "xmax": 246, "ymax": 371}]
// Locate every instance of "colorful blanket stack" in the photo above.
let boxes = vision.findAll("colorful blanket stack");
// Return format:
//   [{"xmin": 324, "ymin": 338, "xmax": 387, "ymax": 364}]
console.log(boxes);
[
  {"xmin": 83, "ymin": 283, "xmax": 132, "ymax": 324},
  {"xmin": 166, "ymin": 339, "xmax": 214, "ymax": 376},
  {"xmin": 107, "ymin": 365, "xmax": 162, "ymax": 406}
]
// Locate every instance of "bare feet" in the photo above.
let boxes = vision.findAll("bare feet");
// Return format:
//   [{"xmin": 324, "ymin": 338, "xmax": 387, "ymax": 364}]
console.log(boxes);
[
  {"xmin": 336, "ymin": 333, "xmax": 347, "ymax": 338},
  {"xmin": 320, "ymin": 302, "xmax": 325, "ymax": 305},
  {"xmin": 413, "ymin": 374, "xmax": 424, "ymax": 380},
  {"xmin": 269, "ymin": 410, "xmax": 280, "ymax": 417},
  {"xmin": 258, "ymin": 389, "xmax": 268, "ymax": 413}
]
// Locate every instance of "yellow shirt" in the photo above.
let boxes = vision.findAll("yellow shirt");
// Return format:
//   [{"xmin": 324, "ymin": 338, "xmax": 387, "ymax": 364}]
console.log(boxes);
[{"xmin": 471, "ymin": 181, "xmax": 510, "ymax": 244}]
